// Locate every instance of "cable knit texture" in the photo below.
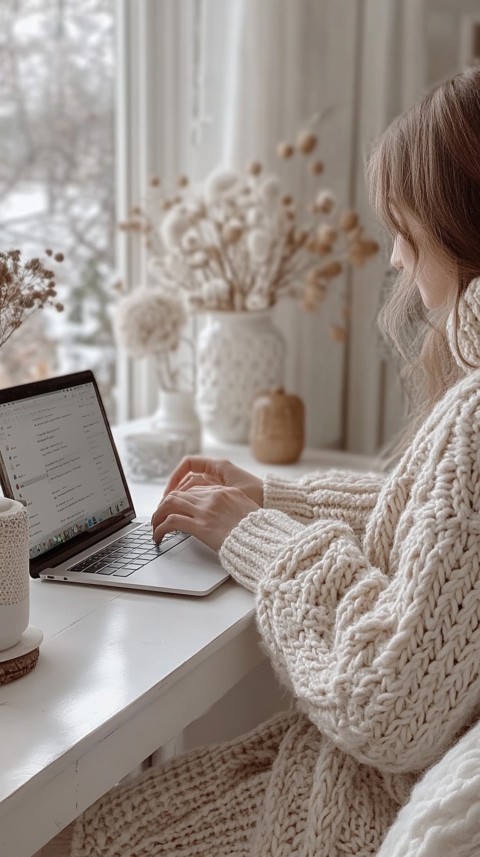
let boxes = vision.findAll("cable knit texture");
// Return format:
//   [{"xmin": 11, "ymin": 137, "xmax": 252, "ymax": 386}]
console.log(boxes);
[
  {"xmin": 376, "ymin": 717, "xmax": 480, "ymax": 857},
  {"xmin": 447, "ymin": 276, "xmax": 480, "ymax": 369},
  {"xmin": 70, "ymin": 278, "xmax": 480, "ymax": 857}
]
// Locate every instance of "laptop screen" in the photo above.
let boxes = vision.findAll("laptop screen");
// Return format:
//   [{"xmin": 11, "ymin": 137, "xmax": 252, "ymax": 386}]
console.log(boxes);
[{"xmin": 0, "ymin": 371, "xmax": 134, "ymax": 567}]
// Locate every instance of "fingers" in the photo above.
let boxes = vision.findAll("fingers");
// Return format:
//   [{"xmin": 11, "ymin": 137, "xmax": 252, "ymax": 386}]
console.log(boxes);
[
  {"xmin": 162, "ymin": 456, "xmax": 216, "ymax": 497},
  {"xmin": 151, "ymin": 485, "xmax": 259, "ymax": 554},
  {"xmin": 152, "ymin": 513, "xmax": 191, "ymax": 543},
  {"xmin": 151, "ymin": 490, "xmax": 197, "ymax": 542},
  {"xmin": 176, "ymin": 472, "xmax": 217, "ymax": 492},
  {"xmin": 152, "ymin": 475, "xmax": 216, "ymax": 527}
]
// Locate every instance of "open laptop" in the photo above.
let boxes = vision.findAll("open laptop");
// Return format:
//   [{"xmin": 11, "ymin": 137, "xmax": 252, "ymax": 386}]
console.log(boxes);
[{"xmin": 0, "ymin": 370, "xmax": 229, "ymax": 596}]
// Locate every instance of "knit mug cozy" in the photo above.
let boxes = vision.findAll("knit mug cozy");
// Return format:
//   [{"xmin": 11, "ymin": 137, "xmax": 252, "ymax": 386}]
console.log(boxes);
[
  {"xmin": 447, "ymin": 276, "xmax": 480, "ymax": 370},
  {"xmin": 0, "ymin": 497, "xmax": 30, "ymax": 651}
]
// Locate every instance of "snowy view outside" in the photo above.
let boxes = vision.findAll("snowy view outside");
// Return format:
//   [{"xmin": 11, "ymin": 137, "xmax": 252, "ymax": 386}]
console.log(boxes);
[{"xmin": 0, "ymin": 0, "xmax": 117, "ymax": 419}]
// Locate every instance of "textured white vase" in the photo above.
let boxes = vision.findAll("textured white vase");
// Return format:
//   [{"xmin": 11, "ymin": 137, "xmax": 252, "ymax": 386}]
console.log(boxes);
[
  {"xmin": 0, "ymin": 497, "xmax": 30, "ymax": 651},
  {"xmin": 195, "ymin": 309, "xmax": 286, "ymax": 443}
]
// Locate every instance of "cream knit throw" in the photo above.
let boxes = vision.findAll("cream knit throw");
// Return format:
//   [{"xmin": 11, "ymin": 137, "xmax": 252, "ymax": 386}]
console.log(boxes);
[{"xmin": 71, "ymin": 278, "xmax": 480, "ymax": 857}]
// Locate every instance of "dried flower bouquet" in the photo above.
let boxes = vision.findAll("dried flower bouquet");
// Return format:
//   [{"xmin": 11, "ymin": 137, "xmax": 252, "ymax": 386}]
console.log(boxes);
[
  {"xmin": 120, "ymin": 129, "xmax": 379, "ymax": 321},
  {"xmin": 0, "ymin": 249, "xmax": 64, "ymax": 348}
]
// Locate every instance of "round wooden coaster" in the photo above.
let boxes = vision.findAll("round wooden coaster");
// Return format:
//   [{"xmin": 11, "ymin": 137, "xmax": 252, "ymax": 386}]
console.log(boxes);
[
  {"xmin": 0, "ymin": 627, "xmax": 43, "ymax": 686},
  {"xmin": 0, "ymin": 646, "xmax": 40, "ymax": 686}
]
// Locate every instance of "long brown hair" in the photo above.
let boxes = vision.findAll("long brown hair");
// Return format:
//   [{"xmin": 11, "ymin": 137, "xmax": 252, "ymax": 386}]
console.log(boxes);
[{"xmin": 367, "ymin": 67, "xmax": 480, "ymax": 456}]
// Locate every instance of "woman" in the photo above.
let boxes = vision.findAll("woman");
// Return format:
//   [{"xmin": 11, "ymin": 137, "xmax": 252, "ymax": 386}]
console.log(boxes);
[{"xmin": 62, "ymin": 67, "xmax": 480, "ymax": 856}]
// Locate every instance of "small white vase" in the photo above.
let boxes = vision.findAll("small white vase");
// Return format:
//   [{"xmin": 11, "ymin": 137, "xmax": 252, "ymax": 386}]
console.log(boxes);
[
  {"xmin": 195, "ymin": 309, "xmax": 286, "ymax": 443},
  {"xmin": 151, "ymin": 389, "xmax": 201, "ymax": 455},
  {"xmin": 0, "ymin": 497, "xmax": 30, "ymax": 651}
]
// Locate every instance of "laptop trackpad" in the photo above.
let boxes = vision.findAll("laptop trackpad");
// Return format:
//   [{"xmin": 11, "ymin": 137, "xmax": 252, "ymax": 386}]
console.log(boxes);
[
  {"xmin": 166, "ymin": 536, "xmax": 221, "ymax": 567},
  {"xmin": 136, "ymin": 536, "xmax": 228, "ymax": 595}
]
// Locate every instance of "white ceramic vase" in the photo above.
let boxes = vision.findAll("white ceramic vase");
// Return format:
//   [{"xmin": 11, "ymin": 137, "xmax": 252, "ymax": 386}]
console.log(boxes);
[
  {"xmin": 125, "ymin": 390, "xmax": 201, "ymax": 483},
  {"xmin": 0, "ymin": 497, "xmax": 30, "ymax": 651},
  {"xmin": 195, "ymin": 309, "xmax": 286, "ymax": 443},
  {"xmin": 151, "ymin": 389, "xmax": 201, "ymax": 455}
]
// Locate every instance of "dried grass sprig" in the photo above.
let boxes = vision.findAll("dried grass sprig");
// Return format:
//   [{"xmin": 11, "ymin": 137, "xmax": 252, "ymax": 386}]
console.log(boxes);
[{"xmin": 0, "ymin": 249, "xmax": 64, "ymax": 348}]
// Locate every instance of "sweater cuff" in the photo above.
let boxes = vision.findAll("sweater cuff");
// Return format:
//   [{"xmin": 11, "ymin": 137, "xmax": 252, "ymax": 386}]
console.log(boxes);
[
  {"xmin": 263, "ymin": 469, "xmax": 384, "ymax": 531},
  {"xmin": 219, "ymin": 508, "xmax": 305, "ymax": 592},
  {"xmin": 263, "ymin": 473, "xmax": 315, "ymax": 518}
]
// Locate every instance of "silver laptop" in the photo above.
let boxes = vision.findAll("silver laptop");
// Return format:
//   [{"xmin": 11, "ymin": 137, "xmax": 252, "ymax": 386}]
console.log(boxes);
[{"xmin": 0, "ymin": 370, "xmax": 229, "ymax": 596}]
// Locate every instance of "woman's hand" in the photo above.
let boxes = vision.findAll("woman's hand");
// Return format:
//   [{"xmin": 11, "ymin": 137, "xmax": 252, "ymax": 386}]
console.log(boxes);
[
  {"xmin": 162, "ymin": 456, "xmax": 264, "ymax": 507},
  {"xmin": 151, "ymin": 485, "xmax": 260, "ymax": 552}
]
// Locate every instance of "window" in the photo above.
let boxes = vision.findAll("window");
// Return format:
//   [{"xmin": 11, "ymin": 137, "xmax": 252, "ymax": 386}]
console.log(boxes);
[{"xmin": 0, "ymin": 0, "xmax": 116, "ymax": 418}]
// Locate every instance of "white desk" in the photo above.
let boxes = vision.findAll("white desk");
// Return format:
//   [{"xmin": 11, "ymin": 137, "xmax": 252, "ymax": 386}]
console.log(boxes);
[{"xmin": 0, "ymin": 435, "xmax": 373, "ymax": 857}]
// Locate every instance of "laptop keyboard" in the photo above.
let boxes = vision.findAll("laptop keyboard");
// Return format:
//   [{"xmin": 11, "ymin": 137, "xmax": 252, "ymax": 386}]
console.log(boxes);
[{"xmin": 68, "ymin": 524, "xmax": 190, "ymax": 578}]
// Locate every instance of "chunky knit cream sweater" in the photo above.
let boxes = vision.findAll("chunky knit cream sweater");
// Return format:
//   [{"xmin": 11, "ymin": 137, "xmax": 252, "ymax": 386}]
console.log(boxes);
[{"xmin": 71, "ymin": 280, "xmax": 480, "ymax": 857}]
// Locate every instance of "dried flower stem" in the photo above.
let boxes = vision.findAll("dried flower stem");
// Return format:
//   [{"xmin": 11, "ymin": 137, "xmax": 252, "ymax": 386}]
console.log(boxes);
[{"xmin": 0, "ymin": 250, "xmax": 64, "ymax": 348}]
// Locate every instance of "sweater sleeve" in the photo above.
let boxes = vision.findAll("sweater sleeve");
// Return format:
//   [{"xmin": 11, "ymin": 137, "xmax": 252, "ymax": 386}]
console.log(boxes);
[
  {"xmin": 263, "ymin": 468, "xmax": 385, "ymax": 536},
  {"xmin": 219, "ymin": 472, "xmax": 480, "ymax": 776}
]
